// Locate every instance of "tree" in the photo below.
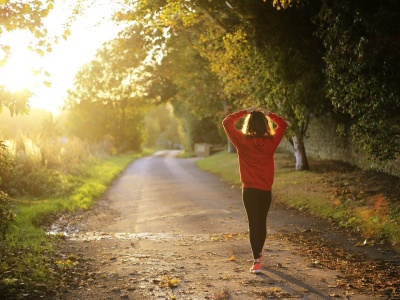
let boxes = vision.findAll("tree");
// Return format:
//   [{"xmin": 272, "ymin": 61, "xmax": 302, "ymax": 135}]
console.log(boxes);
[
  {"xmin": 41, "ymin": 112, "xmax": 60, "ymax": 138},
  {"xmin": 64, "ymin": 24, "xmax": 155, "ymax": 152},
  {"xmin": 316, "ymin": 0, "xmax": 400, "ymax": 161},
  {"xmin": 144, "ymin": 104, "xmax": 180, "ymax": 149},
  {"xmin": 128, "ymin": 0, "xmax": 329, "ymax": 170},
  {"xmin": 154, "ymin": 29, "xmax": 227, "ymax": 152},
  {"xmin": 113, "ymin": 11, "xmax": 227, "ymax": 152},
  {"xmin": 195, "ymin": 1, "xmax": 328, "ymax": 170},
  {"xmin": 0, "ymin": 0, "xmax": 59, "ymax": 199}
]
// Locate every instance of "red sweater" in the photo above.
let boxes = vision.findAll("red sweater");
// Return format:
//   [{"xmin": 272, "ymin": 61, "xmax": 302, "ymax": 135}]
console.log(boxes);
[{"xmin": 222, "ymin": 110, "xmax": 288, "ymax": 191}]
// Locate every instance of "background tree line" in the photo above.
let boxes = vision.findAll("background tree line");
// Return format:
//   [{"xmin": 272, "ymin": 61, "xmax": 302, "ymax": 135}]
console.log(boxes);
[
  {"xmin": 62, "ymin": 0, "xmax": 399, "ymax": 170},
  {"xmin": 1, "ymin": 0, "xmax": 399, "ymax": 172}
]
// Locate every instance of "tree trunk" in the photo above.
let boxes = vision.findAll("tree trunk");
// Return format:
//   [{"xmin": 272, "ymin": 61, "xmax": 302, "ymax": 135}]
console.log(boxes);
[
  {"xmin": 227, "ymin": 138, "xmax": 237, "ymax": 153},
  {"xmin": 292, "ymin": 135, "xmax": 309, "ymax": 171}
]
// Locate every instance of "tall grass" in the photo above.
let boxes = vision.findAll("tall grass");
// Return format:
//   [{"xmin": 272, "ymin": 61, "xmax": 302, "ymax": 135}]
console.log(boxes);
[{"xmin": 1, "ymin": 132, "xmax": 105, "ymax": 197}]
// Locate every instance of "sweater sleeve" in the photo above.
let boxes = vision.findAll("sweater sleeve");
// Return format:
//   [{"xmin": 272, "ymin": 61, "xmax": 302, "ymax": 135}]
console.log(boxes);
[
  {"xmin": 222, "ymin": 109, "xmax": 247, "ymax": 148},
  {"xmin": 268, "ymin": 112, "xmax": 289, "ymax": 149}
]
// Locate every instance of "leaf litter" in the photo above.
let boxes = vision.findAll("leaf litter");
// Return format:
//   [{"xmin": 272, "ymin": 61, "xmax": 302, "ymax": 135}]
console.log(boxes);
[{"xmin": 279, "ymin": 229, "xmax": 400, "ymax": 299}]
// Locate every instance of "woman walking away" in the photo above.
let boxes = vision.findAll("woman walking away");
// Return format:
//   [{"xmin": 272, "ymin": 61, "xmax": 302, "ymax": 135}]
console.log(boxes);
[{"xmin": 222, "ymin": 107, "xmax": 288, "ymax": 274}]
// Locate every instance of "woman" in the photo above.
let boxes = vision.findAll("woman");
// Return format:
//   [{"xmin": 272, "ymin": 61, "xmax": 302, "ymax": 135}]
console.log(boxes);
[{"xmin": 222, "ymin": 107, "xmax": 288, "ymax": 273}]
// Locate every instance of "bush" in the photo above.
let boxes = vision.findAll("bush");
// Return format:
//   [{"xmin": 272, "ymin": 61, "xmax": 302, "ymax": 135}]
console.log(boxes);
[
  {"xmin": 0, "ymin": 141, "xmax": 15, "ymax": 190},
  {"xmin": 12, "ymin": 167, "xmax": 70, "ymax": 197},
  {"xmin": 0, "ymin": 191, "xmax": 15, "ymax": 240},
  {"xmin": 0, "ymin": 142, "xmax": 16, "ymax": 239},
  {"xmin": 0, "ymin": 133, "xmax": 97, "ymax": 197}
]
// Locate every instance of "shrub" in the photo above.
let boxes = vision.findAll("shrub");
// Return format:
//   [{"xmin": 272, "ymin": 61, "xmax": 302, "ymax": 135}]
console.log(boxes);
[
  {"xmin": 0, "ymin": 141, "xmax": 15, "ymax": 190},
  {"xmin": 0, "ymin": 191, "xmax": 15, "ymax": 240}
]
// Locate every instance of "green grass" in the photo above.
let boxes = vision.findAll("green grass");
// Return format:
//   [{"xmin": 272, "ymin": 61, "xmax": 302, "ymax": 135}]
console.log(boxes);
[
  {"xmin": 196, "ymin": 150, "xmax": 241, "ymax": 186},
  {"xmin": 16, "ymin": 153, "xmax": 143, "ymax": 231},
  {"xmin": 1, "ymin": 151, "xmax": 151, "ymax": 298},
  {"xmin": 177, "ymin": 150, "xmax": 195, "ymax": 158},
  {"xmin": 196, "ymin": 150, "xmax": 400, "ymax": 247}
]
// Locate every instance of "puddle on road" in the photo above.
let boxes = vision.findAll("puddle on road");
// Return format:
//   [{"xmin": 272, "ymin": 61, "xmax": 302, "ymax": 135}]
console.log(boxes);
[
  {"xmin": 71, "ymin": 231, "xmax": 210, "ymax": 242},
  {"xmin": 47, "ymin": 228, "xmax": 211, "ymax": 243},
  {"xmin": 46, "ymin": 215, "xmax": 207, "ymax": 241},
  {"xmin": 47, "ymin": 215, "xmax": 243, "ymax": 243}
]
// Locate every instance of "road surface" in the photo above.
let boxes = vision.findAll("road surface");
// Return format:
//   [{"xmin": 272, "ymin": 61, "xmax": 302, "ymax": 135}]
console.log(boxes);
[{"xmin": 54, "ymin": 150, "xmax": 399, "ymax": 300}]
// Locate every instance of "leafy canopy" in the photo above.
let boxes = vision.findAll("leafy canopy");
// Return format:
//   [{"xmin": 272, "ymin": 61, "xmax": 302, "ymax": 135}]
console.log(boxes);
[{"xmin": 316, "ymin": 0, "xmax": 400, "ymax": 161}]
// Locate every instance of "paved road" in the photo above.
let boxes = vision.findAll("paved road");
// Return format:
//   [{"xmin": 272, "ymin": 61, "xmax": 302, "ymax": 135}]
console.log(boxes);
[
  {"xmin": 59, "ymin": 150, "xmax": 398, "ymax": 300},
  {"xmin": 104, "ymin": 150, "xmax": 247, "ymax": 235}
]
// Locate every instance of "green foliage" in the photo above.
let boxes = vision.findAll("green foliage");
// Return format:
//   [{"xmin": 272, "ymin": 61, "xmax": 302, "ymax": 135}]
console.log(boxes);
[
  {"xmin": 158, "ymin": 28, "xmax": 225, "ymax": 119},
  {"xmin": 0, "ymin": 0, "xmax": 52, "ymax": 36},
  {"xmin": 0, "ymin": 140, "xmax": 14, "ymax": 186},
  {"xmin": 129, "ymin": 0, "xmax": 400, "ymax": 165},
  {"xmin": 0, "ymin": 132, "xmax": 97, "ymax": 197},
  {"xmin": 192, "ymin": 117, "xmax": 223, "ymax": 145},
  {"xmin": 65, "ymin": 24, "xmax": 155, "ymax": 152},
  {"xmin": 12, "ymin": 167, "xmax": 68, "ymax": 198},
  {"xmin": 144, "ymin": 104, "xmax": 181, "ymax": 149},
  {"xmin": 316, "ymin": 0, "xmax": 400, "ymax": 161},
  {"xmin": 0, "ymin": 87, "xmax": 32, "ymax": 116},
  {"xmin": 114, "ymin": 1, "xmax": 231, "ymax": 151},
  {"xmin": 41, "ymin": 113, "xmax": 61, "ymax": 138},
  {"xmin": 157, "ymin": 29, "xmax": 227, "ymax": 150},
  {"xmin": 198, "ymin": 1, "xmax": 328, "ymax": 135},
  {"xmin": 0, "ymin": 233, "xmax": 57, "ymax": 298},
  {"xmin": 128, "ymin": 0, "xmax": 329, "ymax": 167},
  {"xmin": 0, "ymin": 191, "xmax": 15, "ymax": 240}
]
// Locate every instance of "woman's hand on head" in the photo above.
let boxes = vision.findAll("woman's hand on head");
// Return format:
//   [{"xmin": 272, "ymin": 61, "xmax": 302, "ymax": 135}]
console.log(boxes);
[
  {"xmin": 257, "ymin": 107, "xmax": 269, "ymax": 115},
  {"xmin": 246, "ymin": 107, "xmax": 256, "ymax": 113}
]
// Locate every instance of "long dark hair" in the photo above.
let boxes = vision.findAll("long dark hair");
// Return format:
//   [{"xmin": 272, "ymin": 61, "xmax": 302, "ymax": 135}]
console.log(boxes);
[{"xmin": 242, "ymin": 110, "xmax": 275, "ymax": 138}]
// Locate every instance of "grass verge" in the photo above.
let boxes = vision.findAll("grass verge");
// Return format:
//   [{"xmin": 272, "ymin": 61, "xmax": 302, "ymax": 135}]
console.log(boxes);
[
  {"xmin": 196, "ymin": 149, "xmax": 400, "ymax": 247},
  {"xmin": 0, "ymin": 150, "xmax": 151, "ymax": 298}
]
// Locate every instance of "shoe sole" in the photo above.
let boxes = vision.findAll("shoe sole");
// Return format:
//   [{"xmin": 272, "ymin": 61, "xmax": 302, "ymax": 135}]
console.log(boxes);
[{"xmin": 250, "ymin": 269, "xmax": 262, "ymax": 274}]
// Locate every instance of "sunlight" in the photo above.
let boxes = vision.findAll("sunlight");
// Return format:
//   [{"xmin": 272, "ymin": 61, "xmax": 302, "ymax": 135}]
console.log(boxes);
[
  {"xmin": 0, "ymin": 31, "xmax": 43, "ymax": 92},
  {"xmin": 0, "ymin": 32, "xmax": 64, "ymax": 115},
  {"xmin": 0, "ymin": 58, "xmax": 36, "ymax": 92},
  {"xmin": 0, "ymin": 0, "xmax": 122, "ymax": 115}
]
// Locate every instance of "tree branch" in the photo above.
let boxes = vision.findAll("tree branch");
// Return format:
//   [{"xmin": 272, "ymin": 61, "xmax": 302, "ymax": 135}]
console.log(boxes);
[{"xmin": 196, "ymin": 5, "xmax": 229, "ymax": 34}]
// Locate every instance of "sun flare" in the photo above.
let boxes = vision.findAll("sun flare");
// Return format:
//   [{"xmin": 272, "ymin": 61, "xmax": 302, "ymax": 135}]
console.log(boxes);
[
  {"xmin": 0, "ymin": 54, "xmax": 40, "ymax": 92},
  {"xmin": 0, "ymin": 29, "xmax": 51, "ymax": 93},
  {"xmin": 0, "ymin": 1, "xmax": 122, "ymax": 115}
]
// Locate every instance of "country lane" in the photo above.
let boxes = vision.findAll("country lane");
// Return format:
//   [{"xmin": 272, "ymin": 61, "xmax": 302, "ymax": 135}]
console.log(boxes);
[{"xmin": 55, "ymin": 150, "xmax": 397, "ymax": 300}]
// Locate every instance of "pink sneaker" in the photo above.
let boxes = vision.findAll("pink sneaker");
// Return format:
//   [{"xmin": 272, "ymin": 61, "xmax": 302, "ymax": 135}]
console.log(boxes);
[{"xmin": 250, "ymin": 262, "xmax": 262, "ymax": 274}]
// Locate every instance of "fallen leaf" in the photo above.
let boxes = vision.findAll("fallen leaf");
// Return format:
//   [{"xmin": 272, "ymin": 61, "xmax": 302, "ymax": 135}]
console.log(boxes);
[{"xmin": 329, "ymin": 293, "xmax": 340, "ymax": 297}]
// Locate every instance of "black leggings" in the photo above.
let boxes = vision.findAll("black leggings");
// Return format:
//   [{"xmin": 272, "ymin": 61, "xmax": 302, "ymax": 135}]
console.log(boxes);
[{"xmin": 242, "ymin": 188, "xmax": 272, "ymax": 260}]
